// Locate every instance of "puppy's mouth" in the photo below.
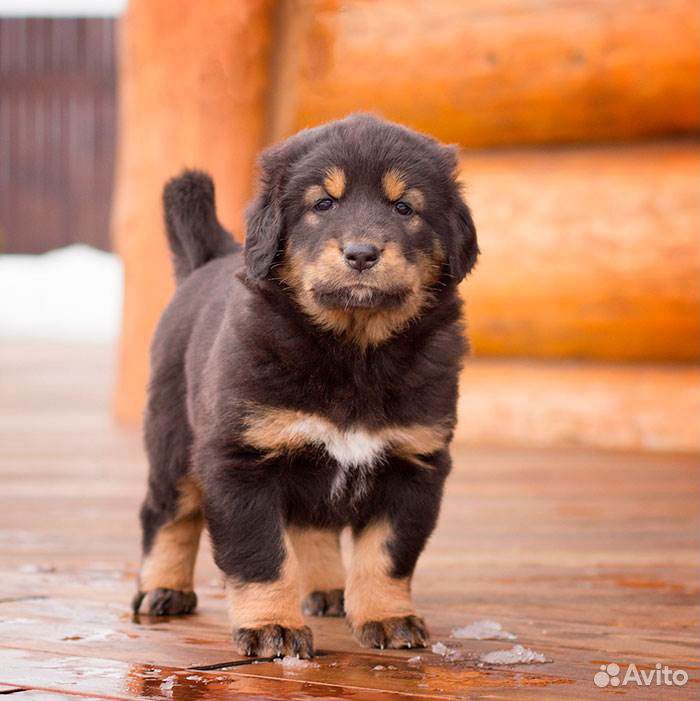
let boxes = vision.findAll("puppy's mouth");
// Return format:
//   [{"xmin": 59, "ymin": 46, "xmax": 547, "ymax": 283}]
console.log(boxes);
[{"xmin": 311, "ymin": 283, "xmax": 411, "ymax": 310}]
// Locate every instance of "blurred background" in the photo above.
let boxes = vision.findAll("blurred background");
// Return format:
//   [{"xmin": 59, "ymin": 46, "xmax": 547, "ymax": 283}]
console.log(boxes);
[{"xmin": 1, "ymin": 0, "xmax": 698, "ymax": 453}]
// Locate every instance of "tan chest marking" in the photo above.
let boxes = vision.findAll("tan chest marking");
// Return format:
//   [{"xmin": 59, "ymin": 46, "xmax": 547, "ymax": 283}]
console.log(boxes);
[{"xmin": 242, "ymin": 406, "xmax": 450, "ymax": 468}]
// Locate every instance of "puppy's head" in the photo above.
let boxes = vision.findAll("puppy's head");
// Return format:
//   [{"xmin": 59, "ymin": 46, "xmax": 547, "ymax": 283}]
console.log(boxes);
[{"xmin": 245, "ymin": 114, "xmax": 478, "ymax": 346}]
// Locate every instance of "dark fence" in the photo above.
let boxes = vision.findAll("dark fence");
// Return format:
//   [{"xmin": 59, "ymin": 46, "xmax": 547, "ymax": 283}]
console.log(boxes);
[{"xmin": 0, "ymin": 17, "xmax": 116, "ymax": 253}]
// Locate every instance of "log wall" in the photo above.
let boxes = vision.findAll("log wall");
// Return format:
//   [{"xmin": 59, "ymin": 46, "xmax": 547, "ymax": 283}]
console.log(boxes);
[
  {"xmin": 269, "ymin": 0, "xmax": 699, "ymax": 147},
  {"xmin": 462, "ymin": 140, "xmax": 699, "ymax": 361}
]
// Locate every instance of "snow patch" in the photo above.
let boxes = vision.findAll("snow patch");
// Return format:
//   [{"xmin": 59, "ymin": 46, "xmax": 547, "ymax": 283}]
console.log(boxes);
[
  {"xmin": 273, "ymin": 656, "xmax": 319, "ymax": 671},
  {"xmin": 62, "ymin": 628, "xmax": 126, "ymax": 643},
  {"xmin": 451, "ymin": 619, "xmax": 516, "ymax": 641},
  {"xmin": 479, "ymin": 644, "xmax": 548, "ymax": 665},
  {"xmin": 19, "ymin": 563, "xmax": 56, "ymax": 574},
  {"xmin": 0, "ymin": 245, "xmax": 123, "ymax": 342},
  {"xmin": 431, "ymin": 641, "xmax": 462, "ymax": 661}
]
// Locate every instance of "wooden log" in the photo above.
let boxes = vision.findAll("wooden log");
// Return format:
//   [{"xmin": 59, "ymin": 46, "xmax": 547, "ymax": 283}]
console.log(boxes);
[
  {"xmin": 268, "ymin": 0, "xmax": 699, "ymax": 147},
  {"xmin": 112, "ymin": 0, "xmax": 275, "ymax": 425},
  {"xmin": 456, "ymin": 359, "xmax": 700, "ymax": 452},
  {"xmin": 461, "ymin": 140, "xmax": 699, "ymax": 362}
]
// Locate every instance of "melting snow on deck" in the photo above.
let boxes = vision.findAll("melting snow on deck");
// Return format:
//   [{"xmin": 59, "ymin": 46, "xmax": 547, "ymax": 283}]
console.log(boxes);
[
  {"xmin": 451, "ymin": 619, "xmax": 517, "ymax": 641},
  {"xmin": 479, "ymin": 644, "xmax": 549, "ymax": 665}
]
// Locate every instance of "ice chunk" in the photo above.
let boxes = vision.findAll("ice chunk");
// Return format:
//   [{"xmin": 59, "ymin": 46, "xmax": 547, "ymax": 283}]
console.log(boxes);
[
  {"xmin": 273, "ymin": 656, "xmax": 319, "ymax": 671},
  {"xmin": 159, "ymin": 675, "xmax": 176, "ymax": 695},
  {"xmin": 451, "ymin": 620, "xmax": 516, "ymax": 641},
  {"xmin": 407, "ymin": 655, "xmax": 422, "ymax": 666},
  {"xmin": 92, "ymin": 627, "xmax": 130, "ymax": 642},
  {"xmin": 19, "ymin": 563, "xmax": 56, "ymax": 574},
  {"xmin": 371, "ymin": 665, "xmax": 385, "ymax": 671},
  {"xmin": 431, "ymin": 641, "xmax": 462, "ymax": 661},
  {"xmin": 479, "ymin": 644, "xmax": 548, "ymax": 665}
]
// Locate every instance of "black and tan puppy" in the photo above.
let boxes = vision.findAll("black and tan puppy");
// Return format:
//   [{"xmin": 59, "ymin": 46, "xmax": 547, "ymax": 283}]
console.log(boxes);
[{"xmin": 132, "ymin": 114, "xmax": 478, "ymax": 658}]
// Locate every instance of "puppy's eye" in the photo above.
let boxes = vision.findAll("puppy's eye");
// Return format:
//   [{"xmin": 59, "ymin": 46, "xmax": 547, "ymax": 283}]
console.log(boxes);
[
  {"xmin": 394, "ymin": 201, "xmax": 413, "ymax": 216},
  {"xmin": 314, "ymin": 198, "xmax": 334, "ymax": 212}
]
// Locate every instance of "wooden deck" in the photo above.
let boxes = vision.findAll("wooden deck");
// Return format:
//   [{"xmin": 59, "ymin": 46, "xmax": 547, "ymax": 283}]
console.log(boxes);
[{"xmin": 0, "ymin": 342, "xmax": 698, "ymax": 700}]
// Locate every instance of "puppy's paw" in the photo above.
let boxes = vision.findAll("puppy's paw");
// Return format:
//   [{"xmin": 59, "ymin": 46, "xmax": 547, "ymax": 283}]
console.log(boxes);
[
  {"xmin": 302, "ymin": 588, "xmax": 345, "ymax": 617},
  {"xmin": 233, "ymin": 624, "xmax": 314, "ymax": 658},
  {"xmin": 132, "ymin": 588, "xmax": 198, "ymax": 616},
  {"xmin": 354, "ymin": 615, "xmax": 429, "ymax": 649}
]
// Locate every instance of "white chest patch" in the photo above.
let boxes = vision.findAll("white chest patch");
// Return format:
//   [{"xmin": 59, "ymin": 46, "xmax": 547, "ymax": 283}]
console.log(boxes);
[
  {"xmin": 280, "ymin": 417, "xmax": 388, "ymax": 469},
  {"xmin": 281, "ymin": 417, "xmax": 386, "ymax": 500}
]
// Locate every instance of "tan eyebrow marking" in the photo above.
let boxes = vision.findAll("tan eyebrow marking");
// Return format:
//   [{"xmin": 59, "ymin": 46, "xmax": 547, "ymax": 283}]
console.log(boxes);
[
  {"xmin": 382, "ymin": 168, "xmax": 407, "ymax": 201},
  {"xmin": 303, "ymin": 184, "xmax": 326, "ymax": 205},
  {"xmin": 403, "ymin": 187, "xmax": 425, "ymax": 211},
  {"xmin": 323, "ymin": 166, "xmax": 346, "ymax": 199}
]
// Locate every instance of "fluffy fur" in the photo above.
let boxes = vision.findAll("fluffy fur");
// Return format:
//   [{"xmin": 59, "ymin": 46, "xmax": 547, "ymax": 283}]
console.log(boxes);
[{"xmin": 133, "ymin": 114, "xmax": 479, "ymax": 658}]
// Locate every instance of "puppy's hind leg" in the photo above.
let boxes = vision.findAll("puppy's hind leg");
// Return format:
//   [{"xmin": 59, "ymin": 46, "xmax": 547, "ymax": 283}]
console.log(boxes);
[
  {"xmin": 133, "ymin": 476, "xmax": 203, "ymax": 616},
  {"xmin": 288, "ymin": 527, "xmax": 345, "ymax": 617},
  {"xmin": 133, "ymin": 401, "xmax": 202, "ymax": 616}
]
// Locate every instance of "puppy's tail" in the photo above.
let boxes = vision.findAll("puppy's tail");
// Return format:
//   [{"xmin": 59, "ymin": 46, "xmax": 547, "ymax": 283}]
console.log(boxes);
[{"xmin": 162, "ymin": 169, "xmax": 240, "ymax": 284}]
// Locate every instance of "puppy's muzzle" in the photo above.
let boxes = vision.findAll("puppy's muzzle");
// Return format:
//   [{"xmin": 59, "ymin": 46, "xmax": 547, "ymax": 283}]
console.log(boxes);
[{"xmin": 343, "ymin": 242, "xmax": 381, "ymax": 272}]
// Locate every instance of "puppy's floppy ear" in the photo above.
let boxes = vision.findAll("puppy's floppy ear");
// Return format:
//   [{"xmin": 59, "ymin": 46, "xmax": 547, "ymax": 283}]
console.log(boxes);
[
  {"xmin": 441, "ymin": 145, "xmax": 479, "ymax": 283},
  {"xmin": 245, "ymin": 129, "xmax": 326, "ymax": 279},
  {"xmin": 244, "ymin": 145, "xmax": 288, "ymax": 280},
  {"xmin": 245, "ymin": 191, "xmax": 283, "ymax": 280},
  {"xmin": 448, "ymin": 195, "xmax": 479, "ymax": 283}
]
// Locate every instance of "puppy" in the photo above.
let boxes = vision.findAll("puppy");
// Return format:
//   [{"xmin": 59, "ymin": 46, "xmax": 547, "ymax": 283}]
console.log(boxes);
[{"xmin": 132, "ymin": 114, "xmax": 478, "ymax": 658}]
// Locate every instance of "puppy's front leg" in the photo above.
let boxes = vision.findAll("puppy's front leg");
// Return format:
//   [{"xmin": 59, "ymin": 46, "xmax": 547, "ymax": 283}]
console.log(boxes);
[
  {"xmin": 345, "ymin": 455, "xmax": 448, "ymax": 649},
  {"xmin": 345, "ymin": 519, "xmax": 429, "ymax": 649},
  {"xmin": 200, "ymin": 451, "xmax": 312, "ymax": 658}
]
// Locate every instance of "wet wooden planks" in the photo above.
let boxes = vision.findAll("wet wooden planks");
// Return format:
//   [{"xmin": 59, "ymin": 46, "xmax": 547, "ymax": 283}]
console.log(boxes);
[{"xmin": 0, "ymin": 342, "xmax": 698, "ymax": 700}]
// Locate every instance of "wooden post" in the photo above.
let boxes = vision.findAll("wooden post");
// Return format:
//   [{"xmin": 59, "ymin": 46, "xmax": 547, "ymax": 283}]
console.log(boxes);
[{"xmin": 112, "ymin": 0, "xmax": 275, "ymax": 425}]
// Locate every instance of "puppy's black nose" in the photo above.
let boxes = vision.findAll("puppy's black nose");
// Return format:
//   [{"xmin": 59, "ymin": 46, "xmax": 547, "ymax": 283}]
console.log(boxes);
[{"xmin": 343, "ymin": 243, "xmax": 380, "ymax": 271}]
